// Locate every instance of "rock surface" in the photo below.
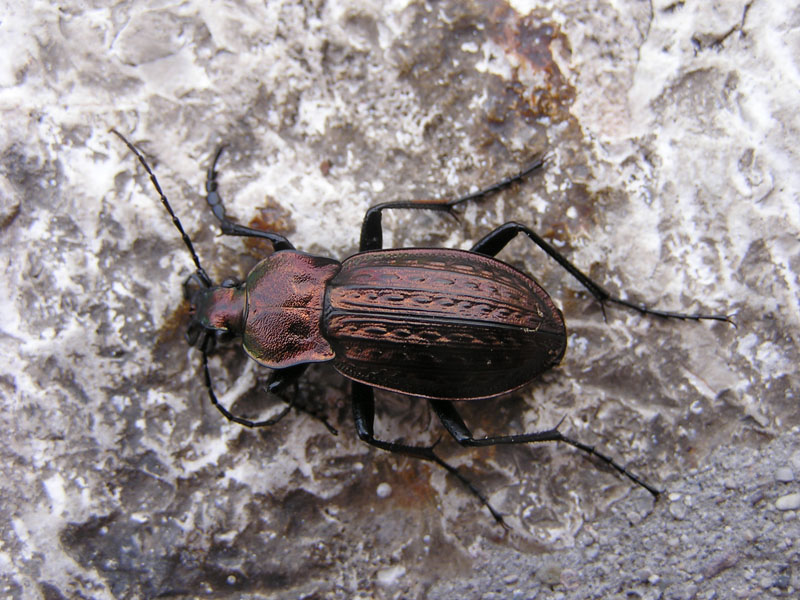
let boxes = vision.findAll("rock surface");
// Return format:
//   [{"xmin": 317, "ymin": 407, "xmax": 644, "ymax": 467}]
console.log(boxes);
[{"xmin": 1, "ymin": 0, "xmax": 798, "ymax": 598}]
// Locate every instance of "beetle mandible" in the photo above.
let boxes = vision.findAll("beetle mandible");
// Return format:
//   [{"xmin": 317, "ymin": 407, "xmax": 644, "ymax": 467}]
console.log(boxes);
[{"xmin": 113, "ymin": 130, "xmax": 731, "ymax": 525}]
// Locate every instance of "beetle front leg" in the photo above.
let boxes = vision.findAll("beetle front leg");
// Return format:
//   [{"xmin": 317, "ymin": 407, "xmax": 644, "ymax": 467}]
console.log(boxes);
[
  {"xmin": 471, "ymin": 222, "xmax": 732, "ymax": 323},
  {"xmin": 267, "ymin": 364, "xmax": 338, "ymax": 435},
  {"xmin": 429, "ymin": 399, "xmax": 661, "ymax": 497},
  {"xmin": 351, "ymin": 382, "xmax": 506, "ymax": 525},
  {"xmin": 200, "ymin": 340, "xmax": 335, "ymax": 432},
  {"xmin": 200, "ymin": 343, "xmax": 291, "ymax": 428},
  {"xmin": 204, "ymin": 146, "xmax": 295, "ymax": 251},
  {"xmin": 359, "ymin": 158, "xmax": 545, "ymax": 251}
]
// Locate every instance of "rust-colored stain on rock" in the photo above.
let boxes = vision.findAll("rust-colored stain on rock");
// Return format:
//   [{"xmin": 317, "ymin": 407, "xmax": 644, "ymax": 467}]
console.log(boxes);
[
  {"xmin": 487, "ymin": 1, "xmax": 575, "ymax": 121},
  {"xmin": 245, "ymin": 198, "xmax": 295, "ymax": 256}
]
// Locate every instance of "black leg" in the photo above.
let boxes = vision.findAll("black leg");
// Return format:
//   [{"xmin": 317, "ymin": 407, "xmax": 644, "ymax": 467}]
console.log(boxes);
[
  {"xmin": 200, "ymin": 337, "xmax": 336, "ymax": 432},
  {"xmin": 429, "ymin": 399, "xmax": 661, "ymax": 497},
  {"xmin": 200, "ymin": 336, "xmax": 289, "ymax": 427},
  {"xmin": 267, "ymin": 364, "xmax": 338, "ymax": 435},
  {"xmin": 205, "ymin": 146, "xmax": 295, "ymax": 251},
  {"xmin": 470, "ymin": 222, "xmax": 732, "ymax": 323},
  {"xmin": 359, "ymin": 157, "xmax": 545, "ymax": 251},
  {"xmin": 351, "ymin": 382, "xmax": 507, "ymax": 525}
]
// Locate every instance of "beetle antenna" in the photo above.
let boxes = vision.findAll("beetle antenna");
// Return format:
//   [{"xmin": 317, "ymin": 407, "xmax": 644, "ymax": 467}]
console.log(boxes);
[{"xmin": 111, "ymin": 129, "xmax": 211, "ymax": 287}]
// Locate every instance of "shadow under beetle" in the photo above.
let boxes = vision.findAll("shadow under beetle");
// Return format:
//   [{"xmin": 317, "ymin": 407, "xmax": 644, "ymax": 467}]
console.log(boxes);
[{"xmin": 113, "ymin": 130, "xmax": 732, "ymax": 525}]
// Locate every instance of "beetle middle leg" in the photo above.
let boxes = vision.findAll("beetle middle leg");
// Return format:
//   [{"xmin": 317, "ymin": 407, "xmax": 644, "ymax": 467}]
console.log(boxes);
[
  {"xmin": 352, "ymin": 382, "xmax": 507, "ymax": 525},
  {"xmin": 359, "ymin": 157, "xmax": 545, "ymax": 251},
  {"xmin": 429, "ymin": 399, "xmax": 661, "ymax": 497}
]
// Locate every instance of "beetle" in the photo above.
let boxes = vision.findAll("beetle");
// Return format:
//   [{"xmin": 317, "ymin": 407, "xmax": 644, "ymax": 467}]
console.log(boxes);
[{"xmin": 113, "ymin": 130, "xmax": 731, "ymax": 524}]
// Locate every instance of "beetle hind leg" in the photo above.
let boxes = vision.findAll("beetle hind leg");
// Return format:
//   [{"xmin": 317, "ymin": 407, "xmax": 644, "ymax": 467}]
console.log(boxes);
[
  {"xmin": 352, "ymin": 382, "xmax": 507, "ymax": 525},
  {"xmin": 470, "ymin": 222, "xmax": 732, "ymax": 324},
  {"xmin": 430, "ymin": 399, "xmax": 661, "ymax": 498}
]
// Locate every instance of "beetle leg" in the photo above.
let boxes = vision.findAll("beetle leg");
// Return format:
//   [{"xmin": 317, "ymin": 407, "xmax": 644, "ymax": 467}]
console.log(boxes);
[
  {"xmin": 359, "ymin": 157, "xmax": 545, "ymax": 251},
  {"xmin": 351, "ymin": 382, "xmax": 507, "ymax": 525},
  {"xmin": 199, "ymin": 349, "xmax": 338, "ymax": 433},
  {"xmin": 199, "ymin": 336, "xmax": 292, "ymax": 428},
  {"xmin": 204, "ymin": 146, "xmax": 295, "ymax": 251},
  {"xmin": 470, "ymin": 222, "xmax": 733, "ymax": 324},
  {"xmin": 267, "ymin": 365, "xmax": 338, "ymax": 435},
  {"xmin": 429, "ymin": 399, "xmax": 661, "ymax": 497}
]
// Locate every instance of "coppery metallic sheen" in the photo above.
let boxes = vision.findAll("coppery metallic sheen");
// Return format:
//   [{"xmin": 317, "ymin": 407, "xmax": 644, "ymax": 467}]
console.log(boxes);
[
  {"xmin": 323, "ymin": 248, "xmax": 566, "ymax": 399},
  {"xmin": 242, "ymin": 251, "xmax": 341, "ymax": 368},
  {"xmin": 194, "ymin": 286, "xmax": 245, "ymax": 332}
]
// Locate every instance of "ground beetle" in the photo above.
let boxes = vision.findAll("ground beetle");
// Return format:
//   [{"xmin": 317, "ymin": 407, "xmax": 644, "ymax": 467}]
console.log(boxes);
[{"xmin": 113, "ymin": 130, "xmax": 731, "ymax": 525}]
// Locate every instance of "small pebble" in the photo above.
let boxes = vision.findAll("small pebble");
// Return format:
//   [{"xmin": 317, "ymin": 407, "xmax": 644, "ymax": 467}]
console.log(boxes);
[
  {"xmin": 538, "ymin": 564, "xmax": 561, "ymax": 586},
  {"xmin": 376, "ymin": 482, "xmax": 392, "ymax": 498},
  {"xmin": 377, "ymin": 565, "xmax": 406, "ymax": 587},
  {"xmin": 669, "ymin": 500, "xmax": 688, "ymax": 520},
  {"xmin": 775, "ymin": 493, "xmax": 800, "ymax": 511},
  {"xmin": 702, "ymin": 551, "xmax": 739, "ymax": 578},
  {"xmin": 560, "ymin": 569, "xmax": 579, "ymax": 590},
  {"xmin": 775, "ymin": 467, "xmax": 794, "ymax": 482},
  {"xmin": 773, "ymin": 574, "xmax": 790, "ymax": 590},
  {"xmin": 791, "ymin": 451, "xmax": 800, "ymax": 472}
]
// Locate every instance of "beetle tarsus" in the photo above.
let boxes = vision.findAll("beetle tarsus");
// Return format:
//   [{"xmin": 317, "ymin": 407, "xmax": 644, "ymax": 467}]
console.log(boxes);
[{"xmin": 605, "ymin": 296, "xmax": 733, "ymax": 324}]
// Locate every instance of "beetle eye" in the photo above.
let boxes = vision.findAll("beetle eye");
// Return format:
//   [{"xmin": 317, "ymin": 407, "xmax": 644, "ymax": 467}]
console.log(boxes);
[{"xmin": 221, "ymin": 277, "xmax": 240, "ymax": 288}]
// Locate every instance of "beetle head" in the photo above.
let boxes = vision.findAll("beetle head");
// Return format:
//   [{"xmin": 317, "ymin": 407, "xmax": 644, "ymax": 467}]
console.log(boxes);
[
  {"xmin": 112, "ymin": 130, "xmax": 253, "ymax": 355},
  {"xmin": 184, "ymin": 274, "xmax": 246, "ymax": 349}
]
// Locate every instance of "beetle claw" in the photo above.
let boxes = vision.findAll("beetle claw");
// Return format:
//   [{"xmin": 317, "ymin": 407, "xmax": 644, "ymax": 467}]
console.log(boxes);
[{"xmin": 553, "ymin": 414, "xmax": 568, "ymax": 431}]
